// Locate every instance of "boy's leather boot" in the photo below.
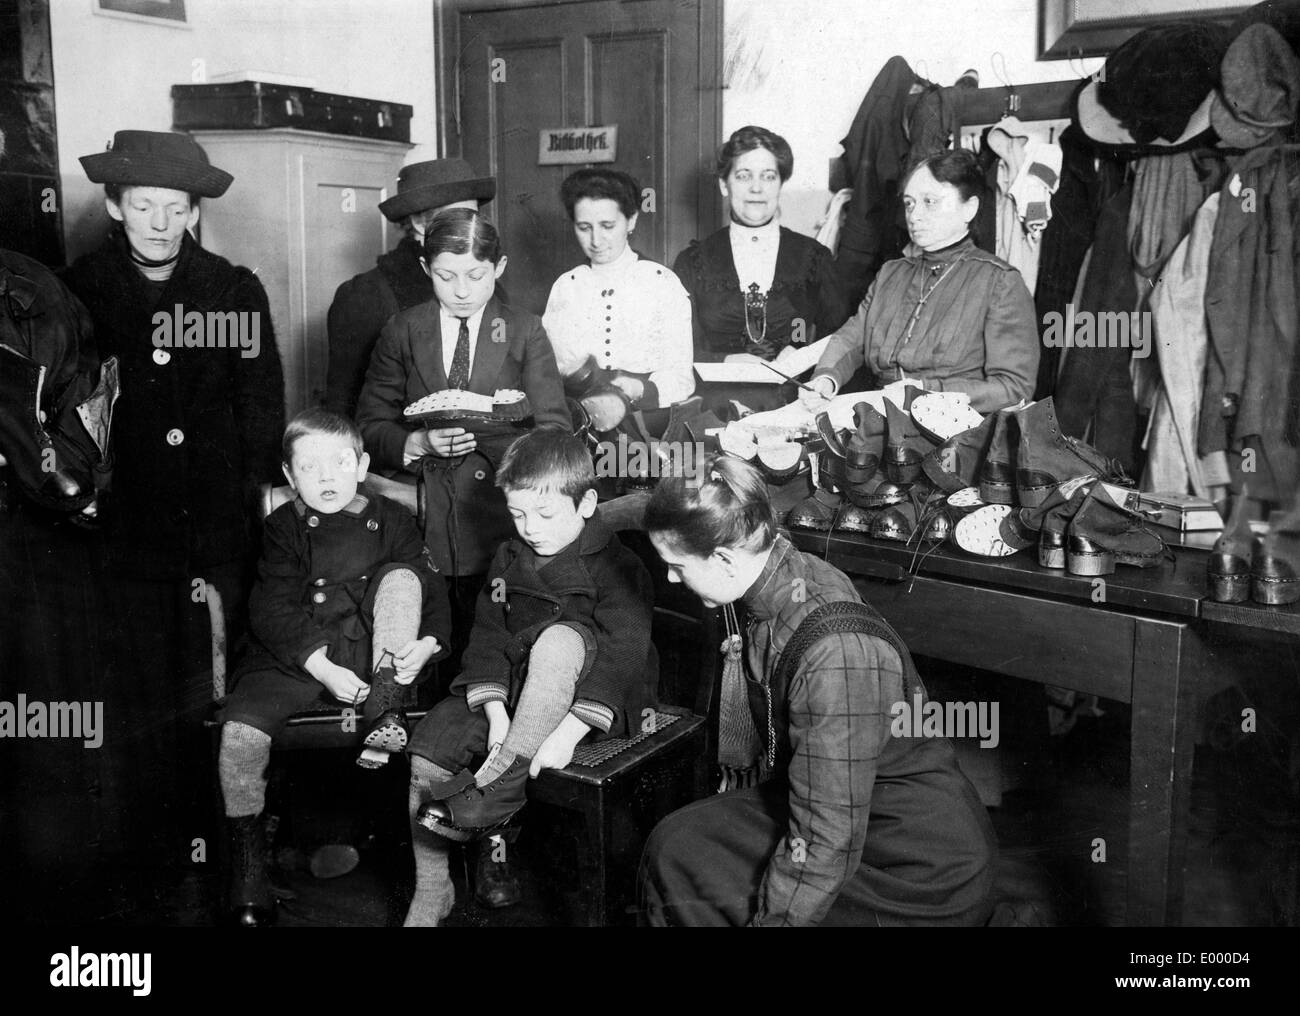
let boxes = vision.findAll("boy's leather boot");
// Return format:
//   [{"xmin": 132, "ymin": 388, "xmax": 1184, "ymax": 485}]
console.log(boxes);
[
  {"xmin": 832, "ymin": 502, "xmax": 878, "ymax": 534},
  {"xmin": 922, "ymin": 413, "xmax": 995, "ymax": 494},
  {"xmin": 884, "ymin": 395, "xmax": 935, "ymax": 483},
  {"xmin": 1066, "ymin": 485, "xmax": 1167, "ymax": 576},
  {"xmin": 845, "ymin": 402, "xmax": 887, "ymax": 485},
  {"xmin": 358, "ymin": 651, "xmax": 409, "ymax": 769},
  {"xmin": 474, "ymin": 833, "xmax": 522, "ymax": 909},
  {"xmin": 1014, "ymin": 397, "xmax": 1129, "ymax": 508},
  {"xmin": 871, "ymin": 482, "xmax": 946, "ymax": 543},
  {"xmin": 871, "ymin": 498, "xmax": 920, "ymax": 542},
  {"xmin": 978, "ymin": 407, "xmax": 1019, "ymax": 505},
  {"xmin": 1034, "ymin": 483, "xmax": 1092, "ymax": 569},
  {"xmin": 1250, "ymin": 504, "xmax": 1300, "ymax": 605},
  {"xmin": 0, "ymin": 343, "xmax": 87, "ymax": 509},
  {"xmin": 787, "ymin": 488, "xmax": 842, "ymax": 531},
  {"xmin": 816, "ymin": 410, "xmax": 847, "ymax": 459},
  {"xmin": 417, "ymin": 758, "xmax": 531, "ymax": 841},
  {"xmin": 228, "ymin": 813, "xmax": 275, "ymax": 927},
  {"xmin": 788, "ymin": 411, "xmax": 848, "ymax": 529},
  {"xmin": 1207, "ymin": 490, "xmax": 1254, "ymax": 603},
  {"xmin": 990, "ymin": 479, "xmax": 1091, "ymax": 565},
  {"xmin": 846, "ymin": 469, "xmax": 909, "ymax": 510}
]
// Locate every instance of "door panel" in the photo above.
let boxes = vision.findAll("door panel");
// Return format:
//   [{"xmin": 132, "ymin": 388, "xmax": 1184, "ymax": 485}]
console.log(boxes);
[
  {"xmin": 447, "ymin": 0, "xmax": 721, "ymax": 316},
  {"xmin": 590, "ymin": 32, "xmax": 667, "ymax": 261},
  {"xmin": 475, "ymin": 36, "xmax": 571, "ymax": 317}
]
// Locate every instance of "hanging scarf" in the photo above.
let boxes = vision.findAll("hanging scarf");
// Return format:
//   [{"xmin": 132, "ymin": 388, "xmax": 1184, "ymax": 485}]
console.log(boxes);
[{"xmin": 716, "ymin": 602, "xmax": 762, "ymax": 791}]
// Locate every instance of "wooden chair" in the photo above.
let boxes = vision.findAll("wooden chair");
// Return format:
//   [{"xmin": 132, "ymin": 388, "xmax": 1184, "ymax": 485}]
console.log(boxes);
[{"xmin": 205, "ymin": 478, "xmax": 711, "ymax": 926}]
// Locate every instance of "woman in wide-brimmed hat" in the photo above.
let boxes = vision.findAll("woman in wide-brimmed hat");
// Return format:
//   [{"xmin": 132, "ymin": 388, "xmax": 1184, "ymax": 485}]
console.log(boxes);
[
  {"xmin": 325, "ymin": 157, "xmax": 497, "ymax": 418},
  {"xmin": 61, "ymin": 129, "xmax": 285, "ymax": 887}
]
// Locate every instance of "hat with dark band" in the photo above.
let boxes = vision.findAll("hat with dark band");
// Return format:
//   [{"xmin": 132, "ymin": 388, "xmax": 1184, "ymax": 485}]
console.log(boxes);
[
  {"xmin": 1075, "ymin": 21, "xmax": 1231, "ymax": 154},
  {"xmin": 80, "ymin": 130, "xmax": 233, "ymax": 197},
  {"xmin": 378, "ymin": 158, "xmax": 496, "ymax": 222}
]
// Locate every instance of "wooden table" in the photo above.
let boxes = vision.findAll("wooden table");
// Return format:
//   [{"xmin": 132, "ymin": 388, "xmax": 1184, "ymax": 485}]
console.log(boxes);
[{"xmin": 787, "ymin": 527, "xmax": 1284, "ymax": 926}]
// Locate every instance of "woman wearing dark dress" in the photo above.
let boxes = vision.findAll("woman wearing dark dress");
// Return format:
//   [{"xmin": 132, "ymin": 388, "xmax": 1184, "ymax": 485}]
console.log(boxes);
[
  {"xmin": 638, "ymin": 457, "xmax": 996, "ymax": 926},
  {"xmin": 62, "ymin": 130, "xmax": 286, "ymax": 890},
  {"xmin": 672, "ymin": 125, "xmax": 851, "ymax": 415}
]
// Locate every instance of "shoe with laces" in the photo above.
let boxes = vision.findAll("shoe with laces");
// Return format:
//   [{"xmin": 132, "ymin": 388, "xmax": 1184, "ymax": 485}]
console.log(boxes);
[
  {"xmin": 1065, "ymin": 485, "xmax": 1168, "ymax": 576},
  {"xmin": 416, "ymin": 757, "xmax": 531, "ymax": 841},
  {"xmin": 474, "ymin": 834, "xmax": 523, "ymax": 909},
  {"xmin": 1013, "ymin": 398, "xmax": 1131, "ymax": 509},
  {"xmin": 358, "ymin": 650, "xmax": 409, "ymax": 768}
]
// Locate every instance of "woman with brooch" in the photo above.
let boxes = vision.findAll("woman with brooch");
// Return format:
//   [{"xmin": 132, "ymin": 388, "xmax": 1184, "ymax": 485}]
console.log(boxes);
[{"xmin": 673, "ymin": 125, "xmax": 851, "ymax": 415}]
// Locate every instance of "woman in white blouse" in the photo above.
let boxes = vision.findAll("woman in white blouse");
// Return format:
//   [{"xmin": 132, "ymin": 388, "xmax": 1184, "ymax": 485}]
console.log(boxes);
[{"xmin": 543, "ymin": 168, "xmax": 694, "ymax": 415}]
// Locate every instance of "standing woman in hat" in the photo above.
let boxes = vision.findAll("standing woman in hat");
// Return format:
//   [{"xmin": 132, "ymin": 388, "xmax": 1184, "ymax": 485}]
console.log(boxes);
[
  {"xmin": 62, "ymin": 130, "xmax": 285, "ymax": 881},
  {"xmin": 326, "ymin": 158, "xmax": 497, "ymax": 418}
]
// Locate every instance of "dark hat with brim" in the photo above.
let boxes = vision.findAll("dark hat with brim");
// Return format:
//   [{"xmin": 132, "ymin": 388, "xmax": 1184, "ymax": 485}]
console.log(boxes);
[
  {"xmin": 1075, "ymin": 21, "xmax": 1230, "ymax": 155},
  {"xmin": 80, "ymin": 130, "xmax": 233, "ymax": 198},
  {"xmin": 1211, "ymin": 22, "xmax": 1300, "ymax": 149},
  {"xmin": 378, "ymin": 158, "xmax": 495, "ymax": 222}
]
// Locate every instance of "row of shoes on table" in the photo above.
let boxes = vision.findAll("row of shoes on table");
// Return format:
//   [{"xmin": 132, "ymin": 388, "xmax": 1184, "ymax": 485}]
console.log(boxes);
[
  {"xmin": 1207, "ymin": 490, "xmax": 1300, "ymax": 606},
  {"xmin": 785, "ymin": 389, "xmax": 1174, "ymax": 577}
]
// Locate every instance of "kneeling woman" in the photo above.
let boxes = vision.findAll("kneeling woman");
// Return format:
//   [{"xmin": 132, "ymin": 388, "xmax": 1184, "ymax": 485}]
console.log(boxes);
[{"xmin": 639, "ymin": 458, "xmax": 996, "ymax": 926}]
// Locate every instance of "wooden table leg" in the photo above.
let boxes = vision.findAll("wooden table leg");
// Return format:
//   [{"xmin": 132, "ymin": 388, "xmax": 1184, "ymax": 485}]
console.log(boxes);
[{"xmin": 1128, "ymin": 618, "xmax": 1199, "ymax": 926}]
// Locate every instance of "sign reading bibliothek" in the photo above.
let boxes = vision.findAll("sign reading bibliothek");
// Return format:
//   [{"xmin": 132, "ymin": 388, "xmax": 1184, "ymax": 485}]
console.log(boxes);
[{"xmin": 537, "ymin": 126, "xmax": 618, "ymax": 165}]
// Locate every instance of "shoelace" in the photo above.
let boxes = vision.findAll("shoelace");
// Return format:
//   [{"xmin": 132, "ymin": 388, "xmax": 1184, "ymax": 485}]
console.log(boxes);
[{"xmin": 904, "ymin": 486, "xmax": 949, "ymax": 590}]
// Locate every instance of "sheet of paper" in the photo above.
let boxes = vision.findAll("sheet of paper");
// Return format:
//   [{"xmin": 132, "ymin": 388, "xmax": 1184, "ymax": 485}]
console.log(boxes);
[
  {"xmin": 694, "ymin": 362, "xmax": 786, "ymax": 384},
  {"xmin": 693, "ymin": 337, "xmax": 831, "ymax": 385}
]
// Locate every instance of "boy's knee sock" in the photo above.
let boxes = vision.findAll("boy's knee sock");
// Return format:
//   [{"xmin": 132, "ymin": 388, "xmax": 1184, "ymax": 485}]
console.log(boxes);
[
  {"xmin": 219, "ymin": 722, "xmax": 272, "ymax": 818},
  {"xmin": 405, "ymin": 754, "xmax": 456, "ymax": 928},
  {"xmin": 370, "ymin": 567, "xmax": 422, "ymax": 717},
  {"xmin": 475, "ymin": 623, "xmax": 587, "ymax": 786},
  {"xmin": 372, "ymin": 567, "xmax": 421, "ymax": 668}
]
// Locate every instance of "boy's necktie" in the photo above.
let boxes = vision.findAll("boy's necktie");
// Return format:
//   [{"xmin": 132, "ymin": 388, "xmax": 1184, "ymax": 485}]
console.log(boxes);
[{"xmin": 448, "ymin": 317, "xmax": 470, "ymax": 389}]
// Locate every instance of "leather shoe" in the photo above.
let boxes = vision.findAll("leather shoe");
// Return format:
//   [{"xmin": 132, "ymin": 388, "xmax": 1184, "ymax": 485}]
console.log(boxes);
[
  {"xmin": 786, "ymin": 488, "xmax": 842, "ymax": 531},
  {"xmin": 474, "ymin": 834, "xmax": 522, "ymax": 909},
  {"xmin": 418, "ymin": 757, "xmax": 531, "ymax": 841},
  {"xmin": 1207, "ymin": 489, "xmax": 1253, "ymax": 603},
  {"xmin": 1250, "ymin": 503, "xmax": 1300, "ymax": 605},
  {"xmin": 227, "ymin": 813, "xmax": 275, "ymax": 927},
  {"xmin": 1066, "ymin": 485, "xmax": 1167, "ymax": 576}
]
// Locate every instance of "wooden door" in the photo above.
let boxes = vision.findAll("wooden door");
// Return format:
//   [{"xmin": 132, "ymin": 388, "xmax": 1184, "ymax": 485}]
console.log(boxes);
[{"xmin": 440, "ymin": 0, "xmax": 722, "ymax": 315}]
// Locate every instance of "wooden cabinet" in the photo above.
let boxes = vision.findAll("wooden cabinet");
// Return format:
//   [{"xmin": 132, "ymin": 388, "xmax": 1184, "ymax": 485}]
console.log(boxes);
[{"xmin": 191, "ymin": 129, "xmax": 411, "ymax": 415}]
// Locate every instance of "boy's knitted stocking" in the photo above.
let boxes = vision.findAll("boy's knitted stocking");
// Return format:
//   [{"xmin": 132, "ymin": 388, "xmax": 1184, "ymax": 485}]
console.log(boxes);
[
  {"xmin": 369, "ymin": 567, "xmax": 422, "ymax": 719},
  {"xmin": 474, "ymin": 622, "xmax": 587, "ymax": 786},
  {"xmin": 218, "ymin": 721, "xmax": 272, "ymax": 818},
  {"xmin": 404, "ymin": 754, "xmax": 457, "ymax": 927}
]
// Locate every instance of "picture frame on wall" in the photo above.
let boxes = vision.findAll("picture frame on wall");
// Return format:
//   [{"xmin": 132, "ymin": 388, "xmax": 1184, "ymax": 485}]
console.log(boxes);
[
  {"xmin": 1039, "ymin": 0, "xmax": 1252, "ymax": 58},
  {"xmin": 94, "ymin": 0, "xmax": 189, "ymax": 27}
]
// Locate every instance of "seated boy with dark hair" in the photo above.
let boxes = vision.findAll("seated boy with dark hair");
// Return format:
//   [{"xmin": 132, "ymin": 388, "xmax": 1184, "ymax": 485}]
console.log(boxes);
[
  {"xmin": 403, "ymin": 427, "xmax": 658, "ymax": 924},
  {"xmin": 218, "ymin": 408, "xmax": 451, "ymax": 926}
]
